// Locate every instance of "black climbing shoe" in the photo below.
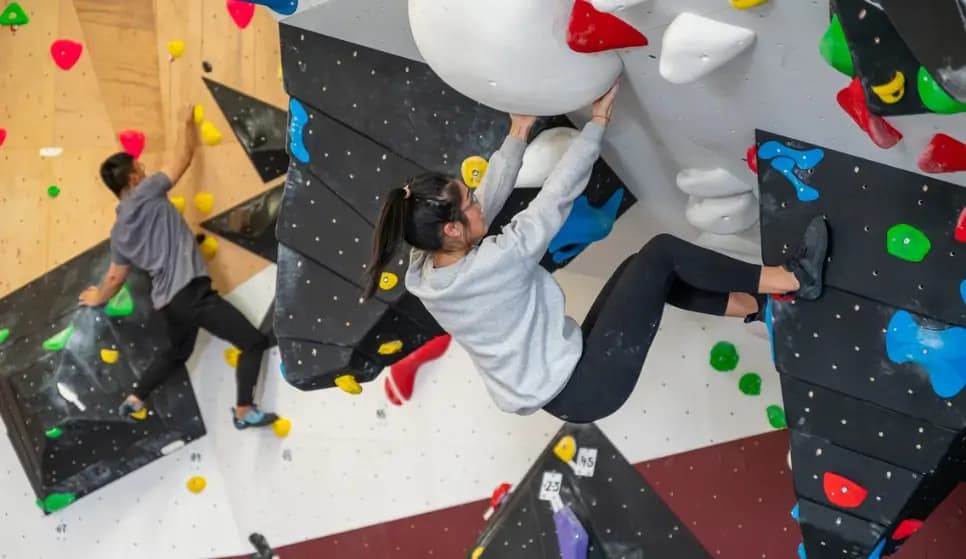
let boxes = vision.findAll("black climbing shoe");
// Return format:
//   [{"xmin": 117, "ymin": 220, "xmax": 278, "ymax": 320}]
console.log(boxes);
[
  {"xmin": 783, "ymin": 215, "xmax": 829, "ymax": 300},
  {"xmin": 232, "ymin": 406, "xmax": 279, "ymax": 430},
  {"xmin": 743, "ymin": 294, "xmax": 769, "ymax": 324}
]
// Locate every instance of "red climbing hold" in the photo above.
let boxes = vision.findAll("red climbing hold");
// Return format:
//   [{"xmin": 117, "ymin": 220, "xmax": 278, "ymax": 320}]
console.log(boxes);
[
  {"xmin": 483, "ymin": 482, "xmax": 512, "ymax": 520},
  {"xmin": 746, "ymin": 144, "xmax": 758, "ymax": 174},
  {"xmin": 772, "ymin": 294, "xmax": 794, "ymax": 302},
  {"xmin": 226, "ymin": 0, "xmax": 255, "ymax": 29},
  {"xmin": 567, "ymin": 0, "xmax": 648, "ymax": 54},
  {"xmin": 118, "ymin": 130, "xmax": 146, "ymax": 159},
  {"xmin": 918, "ymin": 133, "xmax": 966, "ymax": 174},
  {"xmin": 836, "ymin": 78, "xmax": 902, "ymax": 149},
  {"xmin": 384, "ymin": 334, "xmax": 452, "ymax": 406},
  {"xmin": 955, "ymin": 208, "xmax": 966, "ymax": 244},
  {"xmin": 822, "ymin": 472, "xmax": 869, "ymax": 509},
  {"xmin": 50, "ymin": 39, "xmax": 83, "ymax": 70},
  {"xmin": 891, "ymin": 519, "xmax": 924, "ymax": 541},
  {"xmin": 0, "ymin": 128, "xmax": 6, "ymax": 148}
]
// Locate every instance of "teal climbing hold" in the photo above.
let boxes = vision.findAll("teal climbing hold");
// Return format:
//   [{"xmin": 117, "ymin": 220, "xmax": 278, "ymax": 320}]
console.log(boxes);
[
  {"xmin": 0, "ymin": 328, "xmax": 9, "ymax": 345},
  {"xmin": 797, "ymin": 542, "xmax": 806, "ymax": 559},
  {"xmin": 105, "ymin": 285, "xmax": 134, "ymax": 317},
  {"xmin": 767, "ymin": 405, "xmax": 787, "ymax": 429},
  {"xmin": 710, "ymin": 341, "xmax": 739, "ymax": 372},
  {"xmin": 791, "ymin": 502, "xmax": 799, "ymax": 521},
  {"xmin": 42, "ymin": 325, "xmax": 74, "ymax": 351}
]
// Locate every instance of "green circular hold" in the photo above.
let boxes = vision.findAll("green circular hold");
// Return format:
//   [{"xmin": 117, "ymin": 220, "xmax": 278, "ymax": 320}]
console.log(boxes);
[
  {"xmin": 710, "ymin": 341, "xmax": 739, "ymax": 372},
  {"xmin": 45, "ymin": 427, "xmax": 63, "ymax": 439},
  {"xmin": 886, "ymin": 224, "xmax": 931, "ymax": 263},
  {"xmin": 918, "ymin": 67, "xmax": 966, "ymax": 114},
  {"xmin": 739, "ymin": 373, "xmax": 762, "ymax": 396},
  {"xmin": 47, "ymin": 185, "xmax": 61, "ymax": 198},
  {"xmin": 767, "ymin": 405, "xmax": 787, "ymax": 429},
  {"xmin": 42, "ymin": 492, "xmax": 76, "ymax": 513}
]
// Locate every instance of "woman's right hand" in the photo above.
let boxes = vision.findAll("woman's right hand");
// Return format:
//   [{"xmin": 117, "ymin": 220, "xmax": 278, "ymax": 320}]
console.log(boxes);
[{"xmin": 592, "ymin": 78, "xmax": 621, "ymax": 126}]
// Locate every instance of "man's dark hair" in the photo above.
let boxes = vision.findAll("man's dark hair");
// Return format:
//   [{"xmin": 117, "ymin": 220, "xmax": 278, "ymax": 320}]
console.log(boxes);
[{"xmin": 100, "ymin": 152, "xmax": 136, "ymax": 198}]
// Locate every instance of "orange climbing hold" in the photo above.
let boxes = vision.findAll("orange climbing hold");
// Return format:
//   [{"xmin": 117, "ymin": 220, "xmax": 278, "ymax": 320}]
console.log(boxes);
[
  {"xmin": 836, "ymin": 78, "xmax": 902, "ymax": 149},
  {"xmin": 918, "ymin": 133, "xmax": 966, "ymax": 174},
  {"xmin": 822, "ymin": 472, "xmax": 868, "ymax": 509},
  {"xmin": 567, "ymin": 0, "xmax": 648, "ymax": 54},
  {"xmin": 384, "ymin": 334, "xmax": 452, "ymax": 405}
]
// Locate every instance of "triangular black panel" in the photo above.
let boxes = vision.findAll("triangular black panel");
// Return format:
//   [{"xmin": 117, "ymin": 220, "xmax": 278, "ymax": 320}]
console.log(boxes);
[
  {"xmin": 200, "ymin": 183, "xmax": 283, "ymax": 263},
  {"xmin": 203, "ymin": 77, "xmax": 290, "ymax": 182}
]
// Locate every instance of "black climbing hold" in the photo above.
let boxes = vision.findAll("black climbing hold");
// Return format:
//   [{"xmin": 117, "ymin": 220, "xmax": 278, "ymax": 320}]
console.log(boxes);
[{"xmin": 202, "ymin": 61, "xmax": 212, "ymax": 73}]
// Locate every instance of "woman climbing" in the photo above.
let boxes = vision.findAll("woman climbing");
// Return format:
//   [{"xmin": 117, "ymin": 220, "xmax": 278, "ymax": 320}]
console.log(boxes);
[{"xmin": 363, "ymin": 79, "xmax": 828, "ymax": 423}]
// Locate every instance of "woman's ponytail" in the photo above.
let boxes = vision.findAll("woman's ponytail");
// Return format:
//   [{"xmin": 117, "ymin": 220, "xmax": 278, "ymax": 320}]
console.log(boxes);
[{"xmin": 362, "ymin": 187, "xmax": 409, "ymax": 300}]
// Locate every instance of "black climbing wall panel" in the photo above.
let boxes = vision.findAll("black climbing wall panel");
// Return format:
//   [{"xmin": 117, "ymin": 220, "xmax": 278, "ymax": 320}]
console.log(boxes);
[
  {"xmin": 0, "ymin": 241, "xmax": 205, "ymax": 513},
  {"xmin": 203, "ymin": 77, "xmax": 290, "ymax": 183},
  {"xmin": 757, "ymin": 130, "xmax": 966, "ymax": 327},
  {"xmin": 201, "ymin": 183, "xmax": 283, "ymax": 263},
  {"xmin": 831, "ymin": 0, "xmax": 930, "ymax": 116},
  {"xmin": 473, "ymin": 423, "xmax": 711, "ymax": 558},
  {"xmin": 882, "ymin": 0, "xmax": 966, "ymax": 104}
]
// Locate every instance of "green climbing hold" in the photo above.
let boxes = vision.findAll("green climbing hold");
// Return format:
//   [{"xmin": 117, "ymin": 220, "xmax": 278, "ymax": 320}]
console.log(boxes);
[
  {"xmin": 710, "ymin": 341, "xmax": 739, "ymax": 372},
  {"xmin": 886, "ymin": 224, "xmax": 931, "ymax": 263},
  {"xmin": 0, "ymin": 328, "xmax": 9, "ymax": 345},
  {"xmin": 766, "ymin": 405, "xmax": 787, "ymax": 429},
  {"xmin": 40, "ymin": 492, "xmax": 76, "ymax": 513},
  {"xmin": 47, "ymin": 185, "xmax": 61, "ymax": 198},
  {"xmin": 918, "ymin": 67, "xmax": 966, "ymax": 115},
  {"xmin": 0, "ymin": 3, "xmax": 29, "ymax": 27},
  {"xmin": 42, "ymin": 325, "xmax": 74, "ymax": 351},
  {"xmin": 819, "ymin": 14, "xmax": 854, "ymax": 77},
  {"xmin": 105, "ymin": 285, "xmax": 134, "ymax": 317},
  {"xmin": 739, "ymin": 373, "xmax": 762, "ymax": 396},
  {"xmin": 45, "ymin": 427, "xmax": 63, "ymax": 439}
]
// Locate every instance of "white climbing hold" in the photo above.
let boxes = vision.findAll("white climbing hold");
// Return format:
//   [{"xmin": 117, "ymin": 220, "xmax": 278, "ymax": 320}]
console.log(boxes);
[
  {"xmin": 39, "ymin": 147, "xmax": 64, "ymax": 158},
  {"xmin": 659, "ymin": 12, "xmax": 756, "ymax": 84},
  {"xmin": 685, "ymin": 193, "xmax": 759, "ymax": 235},
  {"xmin": 695, "ymin": 225, "xmax": 762, "ymax": 264},
  {"xmin": 676, "ymin": 167, "xmax": 753, "ymax": 198},
  {"xmin": 516, "ymin": 127, "xmax": 579, "ymax": 188},
  {"xmin": 590, "ymin": 0, "xmax": 651, "ymax": 12}
]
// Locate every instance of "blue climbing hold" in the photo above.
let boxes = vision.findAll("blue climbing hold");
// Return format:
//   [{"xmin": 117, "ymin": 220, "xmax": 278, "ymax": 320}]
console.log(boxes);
[
  {"xmin": 288, "ymin": 98, "xmax": 310, "ymax": 163},
  {"xmin": 765, "ymin": 297, "xmax": 776, "ymax": 363},
  {"xmin": 868, "ymin": 539, "xmax": 885, "ymax": 559},
  {"xmin": 247, "ymin": 0, "xmax": 299, "ymax": 15},
  {"xmin": 960, "ymin": 279, "xmax": 965, "ymax": 304},
  {"xmin": 769, "ymin": 157, "xmax": 821, "ymax": 202},
  {"xmin": 279, "ymin": 362, "xmax": 287, "ymax": 379},
  {"xmin": 549, "ymin": 189, "xmax": 623, "ymax": 264},
  {"xmin": 791, "ymin": 502, "xmax": 800, "ymax": 521},
  {"xmin": 758, "ymin": 141, "xmax": 825, "ymax": 170},
  {"xmin": 885, "ymin": 310, "xmax": 966, "ymax": 398},
  {"xmin": 797, "ymin": 542, "xmax": 807, "ymax": 559}
]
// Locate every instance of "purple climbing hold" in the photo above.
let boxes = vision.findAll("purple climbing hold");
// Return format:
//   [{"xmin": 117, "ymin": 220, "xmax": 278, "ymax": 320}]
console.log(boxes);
[{"xmin": 553, "ymin": 505, "xmax": 589, "ymax": 559}]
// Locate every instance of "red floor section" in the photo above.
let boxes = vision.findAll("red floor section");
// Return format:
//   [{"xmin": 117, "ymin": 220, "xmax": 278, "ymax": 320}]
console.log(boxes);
[{"xmin": 221, "ymin": 430, "xmax": 965, "ymax": 559}]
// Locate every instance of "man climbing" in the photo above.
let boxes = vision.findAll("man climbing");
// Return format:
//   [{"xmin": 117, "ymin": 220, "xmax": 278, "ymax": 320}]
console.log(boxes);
[{"xmin": 80, "ymin": 104, "xmax": 278, "ymax": 430}]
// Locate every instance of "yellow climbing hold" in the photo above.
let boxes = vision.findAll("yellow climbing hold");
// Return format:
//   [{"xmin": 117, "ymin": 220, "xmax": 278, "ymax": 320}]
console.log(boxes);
[
  {"xmin": 272, "ymin": 417, "xmax": 291, "ymax": 438},
  {"xmin": 186, "ymin": 476, "xmax": 207, "ymax": 494},
  {"xmin": 730, "ymin": 0, "xmax": 767, "ymax": 8},
  {"xmin": 169, "ymin": 196, "xmax": 186, "ymax": 214},
  {"xmin": 278, "ymin": 62, "xmax": 283, "ymax": 81},
  {"xmin": 461, "ymin": 156, "xmax": 488, "ymax": 188},
  {"xmin": 200, "ymin": 121, "xmax": 222, "ymax": 146},
  {"xmin": 553, "ymin": 435, "xmax": 577, "ymax": 463},
  {"xmin": 100, "ymin": 349, "xmax": 118, "ymax": 364},
  {"xmin": 471, "ymin": 547, "xmax": 485, "ymax": 559},
  {"xmin": 130, "ymin": 407, "xmax": 148, "ymax": 420},
  {"xmin": 334, "ymin": 374, "xmax": 363, "ymax": 395},
  {"xmin": 193, "ymin": 105, "xmax": 205, "ymax": 124},
  {"xmin": 379, "ymin": 272, "xmax": 399, "ymax": 291},
  {"xmin": 194, "ymin": 192, "xmax": 214, "ymax": 214},
  {"xmin": 167, "ymin": 40, "xmax": 185, "ymax": 60},
  {"xmin": 377, "ymin": 340, "xmax": 403, "ymax": 355},
  {"xmin": 872, "ymin": 71, "xmax": 906, "ymax": 105},
  {"xmin": 198, "ymin": 235, "xmax": 218, "ymax": 260},
  {"xmin": 224, "ymin": 347, "xmax": 240, "ymax": 368}
]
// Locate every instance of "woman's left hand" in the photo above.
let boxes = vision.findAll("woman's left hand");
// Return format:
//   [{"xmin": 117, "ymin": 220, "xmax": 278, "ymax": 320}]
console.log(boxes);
[{"xmin": 509, "ymin": 114, "xmax": 537, "ymax": 140}]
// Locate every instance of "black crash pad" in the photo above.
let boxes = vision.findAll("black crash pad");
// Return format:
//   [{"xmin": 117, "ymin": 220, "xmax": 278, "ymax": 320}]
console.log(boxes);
[{"xmin": 472, "ymin": 423, "xmax": 711, "ymax": 559}]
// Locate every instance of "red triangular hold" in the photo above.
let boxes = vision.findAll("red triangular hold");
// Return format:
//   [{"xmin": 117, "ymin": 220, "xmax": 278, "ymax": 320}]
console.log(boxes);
[
  {"xmin": 385, "ymin": 334, "xmax": 452, "ymax": 405},
  {"xmin": 0, "ymin": 128, "xmax": 6, "ymax": 148},
  {"xmin": 568, "ymin": 0, "xmax": 648, "ymax": 54},
  {"xmin": 226, "ymin": 0, "xmax": 255, "ymax": 29},
  {"xmin": 50, "ymin": 39, "xmax": 83, "ymax": 70},
  {"xmin": 822, "ymin": 472, "xmax": 869, "ymax": 509},
  {"xmin": 836, "ymin": 78, "xmax": 902, "ymax": 149},
  {"xmin": 891, "ymin": 518, "xmax": 924, "ymax": 541},
  {"xmin": 118, "ymin": 130, "xmax": 146, "ymax": 159},
  {"xmin": 918, "ymin": 133, "xmax": 966, "ymax": 174}
]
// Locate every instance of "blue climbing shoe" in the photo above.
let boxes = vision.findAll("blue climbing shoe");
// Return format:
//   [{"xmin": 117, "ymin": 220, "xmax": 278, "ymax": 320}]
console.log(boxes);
[{"xmin": 232, "ymin": 406, "xmax": 278, "ymax": 430}]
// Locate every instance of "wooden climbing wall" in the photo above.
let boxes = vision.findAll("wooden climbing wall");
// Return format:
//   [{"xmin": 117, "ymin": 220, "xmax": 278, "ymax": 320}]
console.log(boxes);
[{"xmin": 0, "ymin": 0, "xmax": 286, "ymax": 298}]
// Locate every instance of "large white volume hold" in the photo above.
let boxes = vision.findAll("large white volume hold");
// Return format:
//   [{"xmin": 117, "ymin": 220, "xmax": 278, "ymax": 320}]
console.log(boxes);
[
  {"xmin": 695, "ymin": 226, "xmax": 762, "ymax": 265},
  {"xmin": 659, "ymin": 12, "xmax": 756, "ymax": 84},
  {"xmin": 676, "ymin": 167, "xmax": 753, "ymax": 198},
  {"xmin": 516, "ymin": 127, "xmax": 580, "ymax": 188},
  {"xmin": 685, "ymin": 193, "xmax": 759, "ymax": 235},
  {"xmin": 591, "ymin": 0, "xmax": 651, "ymax": 12},
  {"xmin": 408, "ymin": 0, "xmax": 623, "ymax": 115}
]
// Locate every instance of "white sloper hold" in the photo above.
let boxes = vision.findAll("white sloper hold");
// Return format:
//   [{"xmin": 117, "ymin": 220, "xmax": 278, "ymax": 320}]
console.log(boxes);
[
  {"xmin": 516, "ymin": 127, "xmax": 579, "ymax": 188},
  {"xmin": 591, "ymin": 0, "xmax": 651, "ymax": 12},
  {"xmin": 685, "ymin": 193, "xmax": 759, "ymax": 235},
  {"xmin": 659, "ymin": 12, "xmax": 756, "ymax": 84},
  {"xmin": 676, "ymin": 167, "xmax": 753, "ymax": 198}
]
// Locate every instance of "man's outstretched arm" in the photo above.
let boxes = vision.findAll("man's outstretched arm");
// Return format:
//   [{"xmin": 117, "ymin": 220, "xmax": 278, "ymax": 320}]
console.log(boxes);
[{"xmin": 158, "ymin": 104, "xmax": 201, "ymax": 187}]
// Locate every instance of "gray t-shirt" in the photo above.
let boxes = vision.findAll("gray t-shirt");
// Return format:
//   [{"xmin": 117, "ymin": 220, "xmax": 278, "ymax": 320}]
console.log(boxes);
[{"xmin": 110, "ymin": 172, "xmax": 208, "ymax": 309}]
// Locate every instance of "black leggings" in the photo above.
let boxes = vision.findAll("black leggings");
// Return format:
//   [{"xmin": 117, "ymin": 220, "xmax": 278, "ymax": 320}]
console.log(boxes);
[
  {"xmin": 134, "ymin": 277, "xmax": 268, "ymax": 406},
  {"xmin": 543, "ymin": 234, "xmax": 761, "ymax": 423}
]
